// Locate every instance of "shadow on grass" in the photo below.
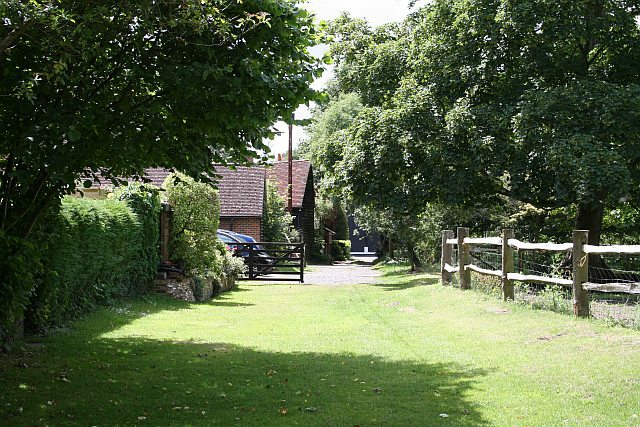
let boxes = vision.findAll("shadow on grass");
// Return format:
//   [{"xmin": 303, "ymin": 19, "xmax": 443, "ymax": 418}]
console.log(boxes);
[
  {"xmin": 0, "ymin": 297, "xmax": 489, "ymax": 426},
  {"xmin": 206, "ymin": 300, "xmax": 255, "ymax": 308},
  {"xmin": 1, "ymin": 341, "xmax": 488, "ymax": 426},
  {"xmin": 372, "ymin": 266, "xmax": 440, "ymax": 291}
]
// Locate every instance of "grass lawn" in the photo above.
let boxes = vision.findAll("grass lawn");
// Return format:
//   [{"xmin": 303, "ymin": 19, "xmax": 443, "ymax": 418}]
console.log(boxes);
[{"xmin": 1, "ymin": 265, "xmax": 640, "ymax": 426}]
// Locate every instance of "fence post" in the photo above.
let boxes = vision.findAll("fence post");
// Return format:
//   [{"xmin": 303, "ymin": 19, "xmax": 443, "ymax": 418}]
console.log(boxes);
[
  {"xmin": 441, "ymin": 230, "xmax": 454, "ymax": 285},
  {"xmin": 248, "ymin": 244, "xmax": 255, "ymax": 280},
  {"xmin": 300, "ymin": 243, "xmax": 305, "ymax": 284},
  {"xmin": 572, "ymin": 230, "xmax": 590, "ymax": 317},
  {"xmin": 501, "ymin": 229, "xmax": 515, "ymax": 301},
  {"xmin": 457, "ymin": 227, "xmax": 471, "ymax": 290}
]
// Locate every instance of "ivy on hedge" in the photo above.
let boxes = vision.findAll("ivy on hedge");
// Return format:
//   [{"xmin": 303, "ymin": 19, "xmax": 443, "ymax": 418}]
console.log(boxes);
[{"xmin": 25, "ymin": 186, "xmax": 160, "ymax": 332}]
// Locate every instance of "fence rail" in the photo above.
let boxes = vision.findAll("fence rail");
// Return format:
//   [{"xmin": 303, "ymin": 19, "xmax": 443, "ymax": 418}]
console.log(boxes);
[{"xmin": 441, "ymin": 227, "xmax": 640, "ymax": 317}]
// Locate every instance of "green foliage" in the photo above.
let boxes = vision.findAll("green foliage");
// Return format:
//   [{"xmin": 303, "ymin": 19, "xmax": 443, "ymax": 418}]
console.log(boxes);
[
  {"xmin": 318, "ymin": 0, "xmax": 640, "ymax": 249},
  {"xmin": 164, "ymin": 173, "xmax": 245, "ymax": 296},
  {"xmin": 0, "ymin": 231, "xmax": 40, "ymax": 343},
  {"xmin": 113, "ymin": 184, "xmax": 161, "ymax": 290},
  {"xmin": 164, "ymin": 173, "xmax": 221, "ymax": 278},
  {"xmin": 309, "ymin": 228, "xmax": 332, "ymax": 264},
  {"xmin": 0, "ymin": 0, "xmax": 322, "ymax": 338},
  {"xmin": 222, "ymin": 251, "xmax": 248, "ymax": 280},
  {"xmin": 26, "ymin": 193, "xmax": 160, "ymax": 331},
  {"xmin": 330, "ymin": 240, "xmax": 351, "ymax": 261},
  {"xmin": 193, "ymin": 251, "xmax": 245, "ymax": 302},
  {"xmin": 334, "ymin": 204, "xmax": 349, "ymax": 240},
  {"xmin": 513, "ymin": 81, "xmax": 640, "ymax": 206},
  {"xmin": 263, "ymin": 180, "xmax": 296, "ymax": 242},
  {"xmin": 314, "ymin": 196, "xmax": 335, "ymax": 231},
  {"xmin": 297, "ymin": 93, "xmax": 363, "ymax": 190},
  {"xmin": 0, "ymin": 0, "xmax": 322, "ymax": 239}
]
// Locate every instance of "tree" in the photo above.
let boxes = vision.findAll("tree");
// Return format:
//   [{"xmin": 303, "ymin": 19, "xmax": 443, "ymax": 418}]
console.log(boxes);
[
  {"xmin": 263, "ymin": 180, "xmax": 297, "ymax": 242},
  {"xmin": 0, "ymin": 0, "xmax": 321, "ymax": 340},
  {"xmin": 0, "ymin": 0, "xmax": 322, "ymax": 242},
  {"xmin": 326, "ymin": 1, "xmax": 640, "ymax": 250},
  {"xmin": 296, "ymin": 92, "xmax": 363, "ymax": 190}
]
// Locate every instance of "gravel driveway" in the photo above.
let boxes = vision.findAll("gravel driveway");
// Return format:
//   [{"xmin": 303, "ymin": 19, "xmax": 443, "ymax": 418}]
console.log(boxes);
[{"xmin": 303, "ymin": 259, "xmax": 380, "ymax": 285}]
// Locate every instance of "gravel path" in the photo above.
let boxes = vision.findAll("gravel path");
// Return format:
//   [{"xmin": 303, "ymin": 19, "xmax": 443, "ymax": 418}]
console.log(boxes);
[{"xmin": 303, "ymin": 259, "xmax": 380, "ymax": 285}]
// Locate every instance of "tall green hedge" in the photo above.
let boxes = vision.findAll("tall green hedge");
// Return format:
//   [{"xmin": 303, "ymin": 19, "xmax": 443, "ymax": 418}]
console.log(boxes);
[
  {"xmin": 26, "ymin": 187, "xmax": 160, "ymax": 331},
  {"xmin": 0, "ymin": 231, "xmax": 41, "ymax": 344}
]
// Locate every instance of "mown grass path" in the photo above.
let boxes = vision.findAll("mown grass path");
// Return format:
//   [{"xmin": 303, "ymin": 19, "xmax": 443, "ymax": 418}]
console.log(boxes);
[{"xmin": 1, "ymin": 265, "xmax": 639, "ymax": 426}]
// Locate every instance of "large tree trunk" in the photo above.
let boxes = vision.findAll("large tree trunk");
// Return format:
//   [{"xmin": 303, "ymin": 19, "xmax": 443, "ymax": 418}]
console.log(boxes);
[{"xmin": 575, "ymin": 202, "xmax": 603, "ymax": 246}]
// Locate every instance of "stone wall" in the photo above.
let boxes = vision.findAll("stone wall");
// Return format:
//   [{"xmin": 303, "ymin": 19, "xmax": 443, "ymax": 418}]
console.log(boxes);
[{"xmin": 154, "ymin": 273, "xmax": 236, "ymax": 302}]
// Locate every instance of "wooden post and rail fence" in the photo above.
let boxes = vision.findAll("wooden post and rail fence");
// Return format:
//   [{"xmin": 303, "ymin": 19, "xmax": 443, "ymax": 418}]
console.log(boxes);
[{"xmin": 441, "ymin": 227, "xmax": 640, "ymax": 317}]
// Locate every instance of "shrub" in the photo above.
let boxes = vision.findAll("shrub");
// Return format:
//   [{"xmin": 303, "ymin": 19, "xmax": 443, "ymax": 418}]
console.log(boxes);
[
  {"xmin": 26, "ymin": 190, "xmax": 160, "ymax": 331},
  {"xmin": 163, "ymin": 173, "xmax": 247, "ymax": 300},
  {"xmin": 309, "ymin": 228, "xmax": 332, "ymax": 264},
  {"xmin": 222, "ymin": 249, "xmax": 247, "ymax": 279},
  {"xmin": 331, "ymin": 239, "xmax": 351, "ymax": 261},
  {"xmin": 164, "ymin": 173, "xmax": 221, "ymax": 278},
  {"xmin": 192, "ymin": 277, "xmax": 214, "ymax": 302},
  {"xmin": 264, "ymin": 180, "xmax": 297, "ymax": 242},
  {"xmin": 334, "ymin": 203, "xmax": 350, "ymax": 240}
]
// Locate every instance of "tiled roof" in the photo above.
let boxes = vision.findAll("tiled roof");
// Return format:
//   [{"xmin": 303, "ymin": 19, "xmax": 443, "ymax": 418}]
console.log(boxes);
[
  {"xmin": 215, "ymin": 166, "xmax": 265, "ymax": 218},
  {"xmin": 87, "ymin": 166, "xmax": 266, "ymax": 218},
  {"xmin": 266, "ymin": 160, "xmax": 312, "ymax": 208}
]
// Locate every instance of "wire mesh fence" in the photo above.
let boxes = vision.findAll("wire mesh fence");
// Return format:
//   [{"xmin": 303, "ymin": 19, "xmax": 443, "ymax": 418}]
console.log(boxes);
[
  {"xmin": 447, "ymin": 234, "xmax": 640, "ymax": 330},
  {"xmin": 587, "ymin": 254, "xmax": 640, "ymax": 328}
]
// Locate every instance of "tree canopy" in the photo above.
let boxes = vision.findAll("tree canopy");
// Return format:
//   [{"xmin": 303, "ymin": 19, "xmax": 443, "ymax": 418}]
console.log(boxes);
[
  {"xmin": 315, "ymin": 1, "xmax": 640, "ymax": 247},
  {"xmin": 0, "ymin": 0, "xmax": 322, "ymax": 240}
]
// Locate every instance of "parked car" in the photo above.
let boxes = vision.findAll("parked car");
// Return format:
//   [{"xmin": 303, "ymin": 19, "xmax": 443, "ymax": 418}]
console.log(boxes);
[{"xmin": 217, "ymin": 229, "xmax": 273, "ymax": 273}]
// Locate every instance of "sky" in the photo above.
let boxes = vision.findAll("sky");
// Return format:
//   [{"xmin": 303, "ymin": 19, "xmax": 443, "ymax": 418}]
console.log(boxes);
[{"xmin": 265, "ymin": 0, "xmax": 415, "ymax": 157}]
